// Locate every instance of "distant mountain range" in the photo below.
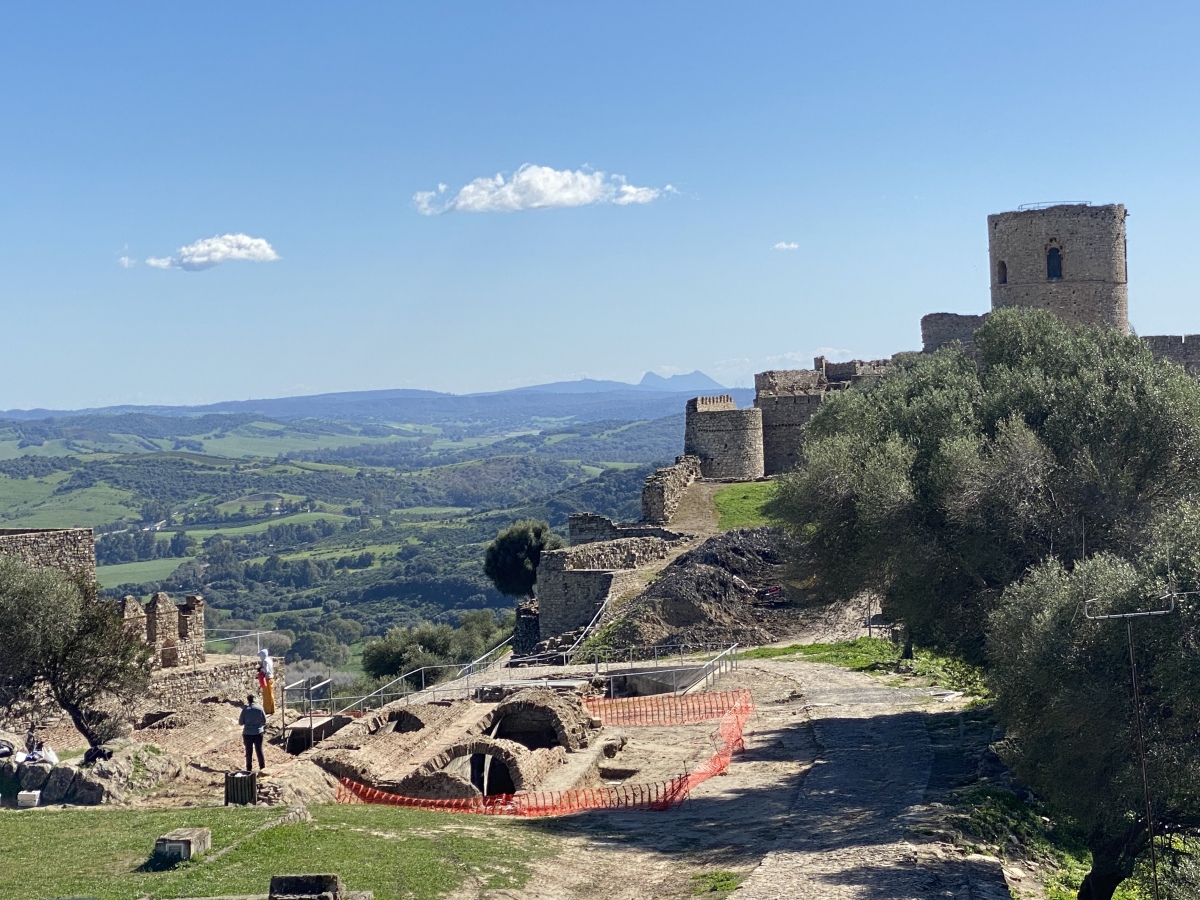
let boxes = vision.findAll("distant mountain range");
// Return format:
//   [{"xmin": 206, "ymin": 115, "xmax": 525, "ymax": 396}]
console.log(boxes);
[
  {"xmin": 0, "ymin": 372, "xmax": 745, "ymax": 426},
  {"xmin": 497, "ymin": 370, "xmax": 727, "ymax": 395}
]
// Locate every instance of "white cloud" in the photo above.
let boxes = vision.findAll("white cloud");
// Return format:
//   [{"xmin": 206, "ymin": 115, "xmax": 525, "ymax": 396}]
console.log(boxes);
[
  {"xmin": 763, "ymin": 347, "xmax": 854, "ymax": 370},
  {"xmin": 772, "ymin": 241, "xmax": 799, "ymax": 251},
  {"xmin": 117, "ymin": 255, "xmax": 136, "ymax": 268},
  {"xmin": 763, "ymin": 351, "xmax": 809, "ymax": 368},
  {"xmin": 414, "ymin": 164, "xmax": 671, "ymax": 215},
  {"xmin": 812, "ymin": 345, "xmax": 854, "ymax": 362},
  {"xmin": 146, "ymin": 233, "xmax": 280, "ymax": 271}
]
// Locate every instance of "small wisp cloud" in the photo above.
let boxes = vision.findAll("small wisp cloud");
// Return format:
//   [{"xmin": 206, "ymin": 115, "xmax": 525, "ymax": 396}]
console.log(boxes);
[
  {"xmin": 772, "ymin": 241, "xmax": 799, "ymax": 251},
  {"xmin": 146, "ymin": 234, "xmax": 280, "ymax": 271},
  {"xmin": 414, "ymin": 164, "xmax": 672, "ymax": 215}
]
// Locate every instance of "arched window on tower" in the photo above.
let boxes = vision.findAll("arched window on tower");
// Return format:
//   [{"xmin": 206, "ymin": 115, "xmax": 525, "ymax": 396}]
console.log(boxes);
[
  {"xmin": 997, "ymin": 260, "xmax": 1007, "ymax": 285},
  {"xmin": 1046, "ymin": 247, "xmax": 1062, "ymax": 280}
]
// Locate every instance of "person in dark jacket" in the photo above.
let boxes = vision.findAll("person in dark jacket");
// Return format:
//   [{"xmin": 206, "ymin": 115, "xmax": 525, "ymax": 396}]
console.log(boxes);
[{"xmin": 238, "ymin": 693, "xmax": 268, "ymax": 771}]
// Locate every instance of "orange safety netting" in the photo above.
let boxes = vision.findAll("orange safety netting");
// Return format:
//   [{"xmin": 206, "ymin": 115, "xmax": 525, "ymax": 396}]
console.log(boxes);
[
  {"xmin": 335, "ymin": 689, "xmax": 753, "ymax": 816},
  {"xmin": 583, "ymin": 689, "xmax": 749, "ymax": 727}
]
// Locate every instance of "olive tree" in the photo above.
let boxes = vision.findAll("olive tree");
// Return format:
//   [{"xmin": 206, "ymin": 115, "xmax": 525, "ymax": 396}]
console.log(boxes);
[
  {"xmin": 482, "ymin": 519, "xmax": 563, "ymax": 600},
  {"xmin": 990, "ymin": 551, "xmax": 1200, "ymax": 900},
  {"xmin": 0, "ymin": 555, "xmax": 152, "ymax": 748}
]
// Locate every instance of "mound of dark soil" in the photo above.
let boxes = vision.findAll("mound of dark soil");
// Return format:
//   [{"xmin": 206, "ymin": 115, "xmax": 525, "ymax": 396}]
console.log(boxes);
[{"xmin": 594, "ymin": 528, "xmax": 795, "ymax": 648}]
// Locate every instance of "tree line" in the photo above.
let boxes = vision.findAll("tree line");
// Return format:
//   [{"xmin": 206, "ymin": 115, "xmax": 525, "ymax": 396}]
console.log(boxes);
[{"xmin": 768, "ymin": 308, "xmax": 1200, "ymax": 900}]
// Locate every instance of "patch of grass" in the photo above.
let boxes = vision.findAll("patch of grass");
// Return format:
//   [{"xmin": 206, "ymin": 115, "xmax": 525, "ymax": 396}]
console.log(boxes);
[
  {"xmin": 713, "ymin": 482, "xmax": 777, "ymax": 530},
  {"xmin": 740, "ymin": 637, "xmax": 990, "ymax": 698},
  {"xmin": 948, "ymin": 787, "xmax": 1150, "ymax": 900},
  {"xmin": 692, "ymin": 870, "xmax": 745, "ymax": 894},
  {"xmin": 0, "ymin": 803, "xmax": 554, "ymax": 900}
]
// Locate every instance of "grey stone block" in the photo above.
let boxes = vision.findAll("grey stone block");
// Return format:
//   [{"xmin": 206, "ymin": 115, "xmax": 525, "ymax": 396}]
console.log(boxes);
[
  {"xmin": 269, "ymin": 872, "xmax": 345, "ymax": 899},
  {"xmin": 40, "ymin": 765, "xmax": 79, "ymax": 803},
  {"xmin": 19, "ymin": 762, "xmax": 52, "ymax": 793},
  {"xmin": 154, "ymin": 827, "xmax": 211, "ymax": 861}
]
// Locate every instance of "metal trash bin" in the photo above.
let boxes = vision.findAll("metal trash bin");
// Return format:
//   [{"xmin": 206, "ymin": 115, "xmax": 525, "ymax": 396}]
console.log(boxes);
[{"xmin": 224, "ymin": 770, "xmax": 257, "ymax": 805}]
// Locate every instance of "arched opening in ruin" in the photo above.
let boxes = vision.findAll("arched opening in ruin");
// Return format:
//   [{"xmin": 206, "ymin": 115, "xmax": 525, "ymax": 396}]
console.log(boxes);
[
  {"xmin": 1046, "ymin": 247, "xmax": 1062, "ymax": 280},
  {"xmin": 388, "ymin": 710, "xmax": 425, "ymax": 734},
  {"xmin": 469, "ymin": 754, "xmax": 517, "ymax": 796},
  {"xmin": 997, "ymin": 260, "xmax": 1007, "ymax": 285},
  {"xmin": 491, "ymin": 708, "xmax": 562, "ymax": 750}
]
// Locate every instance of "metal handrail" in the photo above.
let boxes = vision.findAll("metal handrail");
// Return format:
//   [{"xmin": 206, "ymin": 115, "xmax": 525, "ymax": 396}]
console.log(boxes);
[{"xmin": 333, "ymin": 635, "xmax": 513, "ymax": 716}]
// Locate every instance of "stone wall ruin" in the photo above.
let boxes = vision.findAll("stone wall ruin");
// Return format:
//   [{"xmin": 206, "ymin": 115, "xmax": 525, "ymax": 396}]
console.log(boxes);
[
  {"xmin": 640, "ymin": 455, "xmax": 701, "ymax": 524},
  {"xmin": 568, "ymin": 513, "xmax": 687, "ymax": 546},
  {"xmin": 683, "ymin": 396, "xmax": 764, "ymax": 480},
  {"xmin": 122, "ymin": 591, "xmax": 206, "ymax": 668},
  {"xmin": 535, "ymin": 537, "xmax": 673, "ymax": 639},
  {"xmin": 0, "ymin": 527, "xmax": 95, "ymax": 578}
]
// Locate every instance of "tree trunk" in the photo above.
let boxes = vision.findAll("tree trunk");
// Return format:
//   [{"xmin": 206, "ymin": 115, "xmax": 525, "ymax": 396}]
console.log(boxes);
[
  {"xmin": 1077, "ymin": 835, "xmax": 1139, "ymax": 900},
  {"xmin": 1076, "ymin": 871, "xmax": 1125, "ymax": 900},
  {"xmin": 54, "ymin": 693, "xmax": 100, "ymax": 749}
]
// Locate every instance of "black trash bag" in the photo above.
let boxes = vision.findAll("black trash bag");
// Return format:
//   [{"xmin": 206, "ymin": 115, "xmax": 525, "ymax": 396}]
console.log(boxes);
[{"xmin": 82, "ymin": 746, "xmax": 113, "ymax": 766}]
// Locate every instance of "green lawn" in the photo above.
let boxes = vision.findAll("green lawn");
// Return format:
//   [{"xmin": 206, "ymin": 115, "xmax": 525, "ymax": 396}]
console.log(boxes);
[
  {"xmin": 741, "ymin": 637, "xmax": 990, "ymax": 698},
  {"xmin": 0, "ymin": 804, "xmax": 551, "ymax": 900},
  {"xmin": 712, "ymin": 482, "xmax": 777, "ymax": 529},
  {"xmin": 96, "ymin": 557, "xmax": 187, "ymax": 588}
]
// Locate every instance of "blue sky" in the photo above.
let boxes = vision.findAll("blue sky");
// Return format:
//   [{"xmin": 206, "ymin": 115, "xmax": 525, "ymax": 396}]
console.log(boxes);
[{"xmin": 2, "ymin": 2, "xmax": 1198, "ymax": 409}]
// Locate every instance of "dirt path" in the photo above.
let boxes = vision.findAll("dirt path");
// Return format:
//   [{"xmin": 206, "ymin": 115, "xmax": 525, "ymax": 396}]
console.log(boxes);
[
  {"xmin": 668, "ymin": 481, "xmax": 725, "ymax": 535},
  {"xmin": 489, "ymin": 660, "xmax": 1010, "ymax": 900},
  {"xmin": 734, "ymin": 664, "xmax": 1010, "ymax": 900}
]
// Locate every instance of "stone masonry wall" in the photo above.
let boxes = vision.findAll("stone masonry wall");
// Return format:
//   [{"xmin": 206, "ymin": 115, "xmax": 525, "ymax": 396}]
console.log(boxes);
[
  {"xmin": 0, "ymin": 528, "xmax": 95, "ymax": 578},
  {"xmin": 641, "ymin": 455, "xmax": 701, "ymax": 524},
  {"xmin": 557, "ymin": 536, "xmax": 673, "ymax": 571},
  {"xmin": 988, "ymin": 203, "xmax": 1128, "ymax": 330},
  {"xmin": 755, "ymin": 393, "xmax": 825, "ymax": 476},
  {"xmin": 123, "ymin": 592, "xmax": 206, "ymax": 668},
  {"xmin": 535, "ymin": 538, "xmax": 670, "ymax": 639},
  {"xmin": 683, "ymin": 397, "xmax": 764, "ymax": 480},
  {"xmin": 921, "ymin": 312, "xmax": 989, "ymax": 352},
  {"xmin": 1144, "ymin": 334, "xmax": 1200, "ymax": 376},
  {"xmin": 754, "ymin": 369, "xmax": 824, "ymax": 395},
  {"xmin": 147, "ymin": 659, "xmax": 282, "ymax": 708},
  {"xmin": 537, "ymin": 566, "xmax": 643, "ymax": 639},
  {"xmin": 568, "ymin": 513, "xmax": 686, "ymax": 546}
]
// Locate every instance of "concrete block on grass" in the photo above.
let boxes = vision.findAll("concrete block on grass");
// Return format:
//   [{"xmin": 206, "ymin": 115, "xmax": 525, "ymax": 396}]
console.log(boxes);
[
  {"xmin": 269, "ymin": 873, "xmax": 346, "ymax": 899},
  {"xmin": 154, "ymin": 827, "xmax": 212, "ymax": 861}
]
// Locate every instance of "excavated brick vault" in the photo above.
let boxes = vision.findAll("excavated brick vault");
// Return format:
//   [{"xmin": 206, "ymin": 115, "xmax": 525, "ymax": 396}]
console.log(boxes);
[{"xmin": 319, "ymin": 686, "xmax": 754, "ymax": 816}]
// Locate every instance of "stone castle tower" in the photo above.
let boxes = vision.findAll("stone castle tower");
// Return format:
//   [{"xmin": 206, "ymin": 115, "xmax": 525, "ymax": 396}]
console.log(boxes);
[
  {"xmin": 988, "ymin": 203, "xmax": 1128, "ymax": 330},
  {"xmin": 683, "ymin": 396, "xmax": 764, "ymax": 480}
]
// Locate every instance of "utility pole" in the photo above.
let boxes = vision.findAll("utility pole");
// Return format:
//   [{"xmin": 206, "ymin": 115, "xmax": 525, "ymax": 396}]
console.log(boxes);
[{"xmin": 1083, "ymin": 592, "xmax": 1186, "ymax": 900}]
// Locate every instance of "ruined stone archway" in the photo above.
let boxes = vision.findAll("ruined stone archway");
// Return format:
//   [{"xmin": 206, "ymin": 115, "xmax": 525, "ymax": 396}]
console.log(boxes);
[
  {"xmin": 411, "ymin": 737, "xmax": 532, "ymax": 796},
  {"xmin": 475, "ymin": 688, "xmax": 593, "ymax": 752}
]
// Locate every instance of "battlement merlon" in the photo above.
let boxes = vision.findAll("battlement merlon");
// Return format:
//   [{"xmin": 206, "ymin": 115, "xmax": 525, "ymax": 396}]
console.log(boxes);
[{"xmin": 685, "ymin": 395, "xmax": 737, "ymax": 412}]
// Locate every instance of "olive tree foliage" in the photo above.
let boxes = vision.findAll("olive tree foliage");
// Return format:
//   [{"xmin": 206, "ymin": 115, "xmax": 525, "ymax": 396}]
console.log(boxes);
[
  {"xmin": 361, "ymin": 610, "xmax": 510, "ymax": 681},
  {"xmin": 483, "ymin": 519, "xmax": 564, "ymax": 600},
  {"xmin": 0, "ymin": 555, "xmax": 153, "ymax": 748},
  {"xmin": 989, "ymin": 545, "xmax": 1200, "ymax": 900},
  {"xmin": 768, "ymin": 307, "xmax": 1200, "ymax": 660}
]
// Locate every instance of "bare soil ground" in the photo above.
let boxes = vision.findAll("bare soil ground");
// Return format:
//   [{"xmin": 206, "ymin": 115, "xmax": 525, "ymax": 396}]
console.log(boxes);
[{"xmin": 478, "ymin": 660, "xmax": 1012, "ymax": 900}]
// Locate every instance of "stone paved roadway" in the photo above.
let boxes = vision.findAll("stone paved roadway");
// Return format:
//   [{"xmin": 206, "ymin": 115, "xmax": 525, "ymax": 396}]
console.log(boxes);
[{"xmin": 734, "ymin": 664, "xmax": 1011, "ymax": 900}]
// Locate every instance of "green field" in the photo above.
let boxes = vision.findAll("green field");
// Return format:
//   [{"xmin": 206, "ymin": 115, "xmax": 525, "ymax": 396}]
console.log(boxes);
[
  {"xmin": 183, "ymin": 511, "xmax": 354, "ymax": 539},
  {"xmin": 0, "ymin": 481, "xmax": 138, "ymax": 528},
  {"xmin": 0, "ymin": 804, "xmax": 551, "ymax": 900},
  {"xmin": 96, "ymin": 558, "xmax": 186, "ymax": 589},
  {"xmin": 712, "ymin": 482, "xmax": 777, "ymax": 529}
]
